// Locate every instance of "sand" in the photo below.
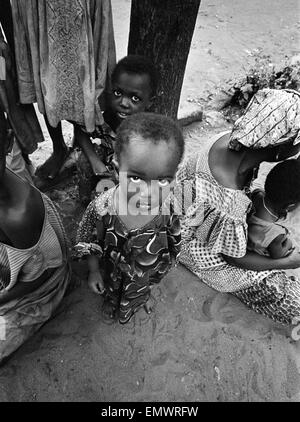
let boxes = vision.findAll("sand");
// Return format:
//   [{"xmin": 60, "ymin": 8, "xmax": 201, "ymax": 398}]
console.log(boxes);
[{"xmin": 0, "ymin": 0, "xmax": 300, "ymax": 402}]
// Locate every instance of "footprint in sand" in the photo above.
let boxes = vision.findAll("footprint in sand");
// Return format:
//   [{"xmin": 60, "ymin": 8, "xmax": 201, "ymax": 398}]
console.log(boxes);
[{"xmin": 202, "ymin": 293, "xmax": 248, "ymax": 324}]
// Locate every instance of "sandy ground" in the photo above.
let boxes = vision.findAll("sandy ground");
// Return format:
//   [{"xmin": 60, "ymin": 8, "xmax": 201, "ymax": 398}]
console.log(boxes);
[
  {"xmin": 111, "ymin": 0, "xmax": 300, "ymax": 117},
  {"xmin": 1, "ymin": 0, "xmax": 300, "ymax": 402}
]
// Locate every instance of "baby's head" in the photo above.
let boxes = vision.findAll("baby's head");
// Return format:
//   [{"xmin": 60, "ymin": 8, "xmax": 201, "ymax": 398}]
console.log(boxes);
[
  {"xmin": 115, "ymin": 112, "xmax": 184, "ymax": 213},
  {"xmin": 107, "ymin": 55, "xmax": 158, "ymax": 130},
  {"xmin": 265, "ymin": 159, "xmax": 300, "ymax": 217}
]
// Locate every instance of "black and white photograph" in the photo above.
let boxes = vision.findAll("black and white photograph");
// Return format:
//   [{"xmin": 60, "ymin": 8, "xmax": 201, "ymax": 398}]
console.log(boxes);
[{"xmin": 0, "ymin": 0, "xmax": 299, "ymax": 404}]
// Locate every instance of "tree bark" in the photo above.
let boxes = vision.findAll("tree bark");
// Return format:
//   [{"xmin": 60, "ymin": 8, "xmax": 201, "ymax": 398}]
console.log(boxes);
[{"xmin": 128, "ymin": 0, "xmax": 201, "ymax": 119}]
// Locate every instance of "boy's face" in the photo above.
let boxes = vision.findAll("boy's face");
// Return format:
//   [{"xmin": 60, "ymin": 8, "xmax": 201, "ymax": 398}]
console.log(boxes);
[
  {"xmin": 118, "ymin": 136, "xmax": 180, "ymax": 214},
  {"xmin": 110, "ymin": 72, "xmax": 153, "ymax": 128}
]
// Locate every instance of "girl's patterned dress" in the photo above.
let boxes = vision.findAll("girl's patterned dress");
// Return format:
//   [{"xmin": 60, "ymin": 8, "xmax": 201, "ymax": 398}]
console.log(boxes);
[
  {"xmin": 75, "ymin": 188, "xmax": 181, "ymax": 324},
  {"xmin": 175, "ymin": 133, "xmax": 300, "ymax": 325}
]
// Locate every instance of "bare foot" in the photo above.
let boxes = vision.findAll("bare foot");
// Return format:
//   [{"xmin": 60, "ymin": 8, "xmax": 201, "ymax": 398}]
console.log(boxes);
[
  {"xmin": 101, "ymin": 296, "xmax": 118, "ymax": 325},
  {"xmin": 143, "ymin": 294, "xmax": 156, "ymax": 314},
  {"xmin": 36, "ymin": 147, "xmax": 70, "ymax": 180}
]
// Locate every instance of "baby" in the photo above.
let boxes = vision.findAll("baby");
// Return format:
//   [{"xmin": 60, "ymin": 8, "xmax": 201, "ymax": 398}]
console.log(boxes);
[
  {"xmin": 75, "ymin": 112, "xmax": 184, "ymax": 324},
  {"xmin": 247, "ymin": 159, "xmax": 300, "ymax": 259}
]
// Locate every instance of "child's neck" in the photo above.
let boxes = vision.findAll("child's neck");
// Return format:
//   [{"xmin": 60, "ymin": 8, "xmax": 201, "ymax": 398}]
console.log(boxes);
[{"xmin": 261, "ymin": 195, "xmax": 280, "ymax": 222}]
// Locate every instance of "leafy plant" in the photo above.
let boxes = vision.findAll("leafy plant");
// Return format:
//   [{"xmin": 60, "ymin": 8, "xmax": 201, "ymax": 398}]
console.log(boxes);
[{"xmin": 220, "ymin": 54, "xmax": 300, "ymax": 120}]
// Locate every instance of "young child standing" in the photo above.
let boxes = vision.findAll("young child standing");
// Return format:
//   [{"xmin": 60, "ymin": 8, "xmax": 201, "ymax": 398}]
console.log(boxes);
[
  {"xmin": 75, "ymin": 113, "xmax": 184, "ymax": 324},
  {"xmin": 76, "ymin": 55, "xmax": 158, "ymax": 205},
  {"xmin": 247, "ymin": 159, "xmax": 300, "ymax": 259}
]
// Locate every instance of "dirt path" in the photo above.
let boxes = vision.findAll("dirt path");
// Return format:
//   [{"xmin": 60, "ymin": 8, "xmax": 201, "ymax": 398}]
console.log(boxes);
[
  {"xmin": 1, "ymin": 121, "xmax": 300, "ymax": 402},
  {"xmin": 1, "ymin": 0, "xmax": 300, "ymax": 402}
]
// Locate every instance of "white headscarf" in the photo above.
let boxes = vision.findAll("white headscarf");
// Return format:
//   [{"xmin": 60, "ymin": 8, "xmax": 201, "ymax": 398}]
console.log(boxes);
[{"xmin": 229, "ymin": 88, "xmax": 300, "ymax": 150}]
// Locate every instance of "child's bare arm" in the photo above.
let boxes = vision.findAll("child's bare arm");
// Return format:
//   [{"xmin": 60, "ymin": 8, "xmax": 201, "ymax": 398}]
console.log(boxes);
[
  {"xmin": 87, "ymin": 255, "xmax": 105, "ymax": 294},
  {"xmin": 268, "ymin": 233, "xmax": 294, "ymax": 259},
  {"xmin": 75, "ymin": 199, "xmax": 106, "ymax": 294},
  {"xmin": 74, "ymin": 124, "xmax": 107, "ymax": 175},
  {"xmin": 223, "ymin": 247, "xmax": 300, "ymax": 270}
]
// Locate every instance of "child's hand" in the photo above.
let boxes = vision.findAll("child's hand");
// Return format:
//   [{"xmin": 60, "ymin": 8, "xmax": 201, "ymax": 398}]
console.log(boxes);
[
  {"xmin": 282, "ymin": 248, "xmax": 300, "ymax": 269},
  {"xmin": 268, "ymin": 233, "xmax": 294, "ymax": 259},
  {"xmin": 88, "ymin": 270, "xmax": 105, "ymax": 295},
  {"xmin": 280, "ymin": 236, "xmax": 294, "ymax": 257}
]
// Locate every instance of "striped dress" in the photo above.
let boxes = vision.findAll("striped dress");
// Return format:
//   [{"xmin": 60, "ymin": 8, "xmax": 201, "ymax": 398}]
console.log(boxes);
[{"xmin": 0, "ymin": 193, "xmax": 71, "ymax": 363}]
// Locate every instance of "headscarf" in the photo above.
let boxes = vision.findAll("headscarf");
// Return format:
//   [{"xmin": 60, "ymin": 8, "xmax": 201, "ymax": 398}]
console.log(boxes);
[{"xmin": 228, "ymin": 88, "xmax": 300, "ymax": 150}]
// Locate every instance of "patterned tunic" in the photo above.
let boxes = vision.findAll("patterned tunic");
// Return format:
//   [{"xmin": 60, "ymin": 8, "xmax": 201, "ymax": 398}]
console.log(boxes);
[
  {"xmin": 176, "ymin": 133, "xmax": 300, "ymax": 325},
  {"xmin": 75, "ymin": 188, "xmax": 181, "ymax": 324},
  {"xmin": 11, "ymin": 0, "xmax": 116, "ymax": 132}
]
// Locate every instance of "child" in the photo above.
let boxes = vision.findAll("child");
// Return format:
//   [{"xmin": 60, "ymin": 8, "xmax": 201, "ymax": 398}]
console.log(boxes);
[
  {"xmin": 11, "ymin": 0, "xmax": 116, "ymax": 182},
  {"xmin": 76, "ymin": 55, "xmax": 158, "ymax": 206},
  {"xmin": 75, "ymin": 112, "xmax": 184, "ymax": 324},
  {"xmin": 0, "ymin": 111, "xmax": 70, "ymax": 364},
  {"xmin": 247, "ymin": 159, "xmax": 300, "ymax": 259}
]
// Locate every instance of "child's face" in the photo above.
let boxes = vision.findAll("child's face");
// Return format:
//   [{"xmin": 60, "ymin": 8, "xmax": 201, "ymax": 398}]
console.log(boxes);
[
  {"xmin": 118, "ymin": 137, "xmax": 179, "ymax": 213},
  {"xmin": 110, "ymin": 72, "xmax": 153, "ymax": 128}
]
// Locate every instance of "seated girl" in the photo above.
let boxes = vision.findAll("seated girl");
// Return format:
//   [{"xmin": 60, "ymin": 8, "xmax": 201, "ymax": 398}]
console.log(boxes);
[
  {"xmin": 0, "ymin": 111, "xmax": 71, "ymax": 365},
  {"xmin": 247, "ymin": 159, "xmax": 300, "ymax": 259},
  {"xmin": 175, "ymin": 88, "xmax": 300, "ymax": 326}
]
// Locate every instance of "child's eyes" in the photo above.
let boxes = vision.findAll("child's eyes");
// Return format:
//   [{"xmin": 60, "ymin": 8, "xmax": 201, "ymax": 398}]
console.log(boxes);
[
  {"xmin": 158, "ymin": 179, "xmax": 170, "ymax": 187},
  {"xmin": 128, "ymin": 177, "xmax": 170, "ymax": 186},
  {"xmin": 113, "ymin": 90, "xmax": 122, "ymax": 97},
  {"xmin": 129, "ymin": 176, "xmax": 142, "ymax": 183},
  {"xmin": 131, "ymin": 95, "xmax": 141, "ymax": 103}
]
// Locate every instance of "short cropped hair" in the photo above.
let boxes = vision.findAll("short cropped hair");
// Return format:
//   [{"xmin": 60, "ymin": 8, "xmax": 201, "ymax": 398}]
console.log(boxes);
[
  {"xmin": 115, "ymin": 112, "xmax": 184, "ymax": 164},
  {"xmin": 265, "ymin": 159, "xmax": 300, "ymax": 209},
  {"xmin": 111, "ymin": 55, "xmax": 158, "ymax": 98}
]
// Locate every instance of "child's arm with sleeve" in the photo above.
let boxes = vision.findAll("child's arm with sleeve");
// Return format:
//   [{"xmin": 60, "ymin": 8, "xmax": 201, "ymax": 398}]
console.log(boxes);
[{"xmin": 75, "ymin": 200, "xmax": 105, "ymax": 294}]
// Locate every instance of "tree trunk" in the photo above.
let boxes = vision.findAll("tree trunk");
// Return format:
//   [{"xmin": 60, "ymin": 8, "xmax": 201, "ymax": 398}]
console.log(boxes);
[{"xmin": 127, "ymin": 0, "xmax": 201, "ymax": 119}]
